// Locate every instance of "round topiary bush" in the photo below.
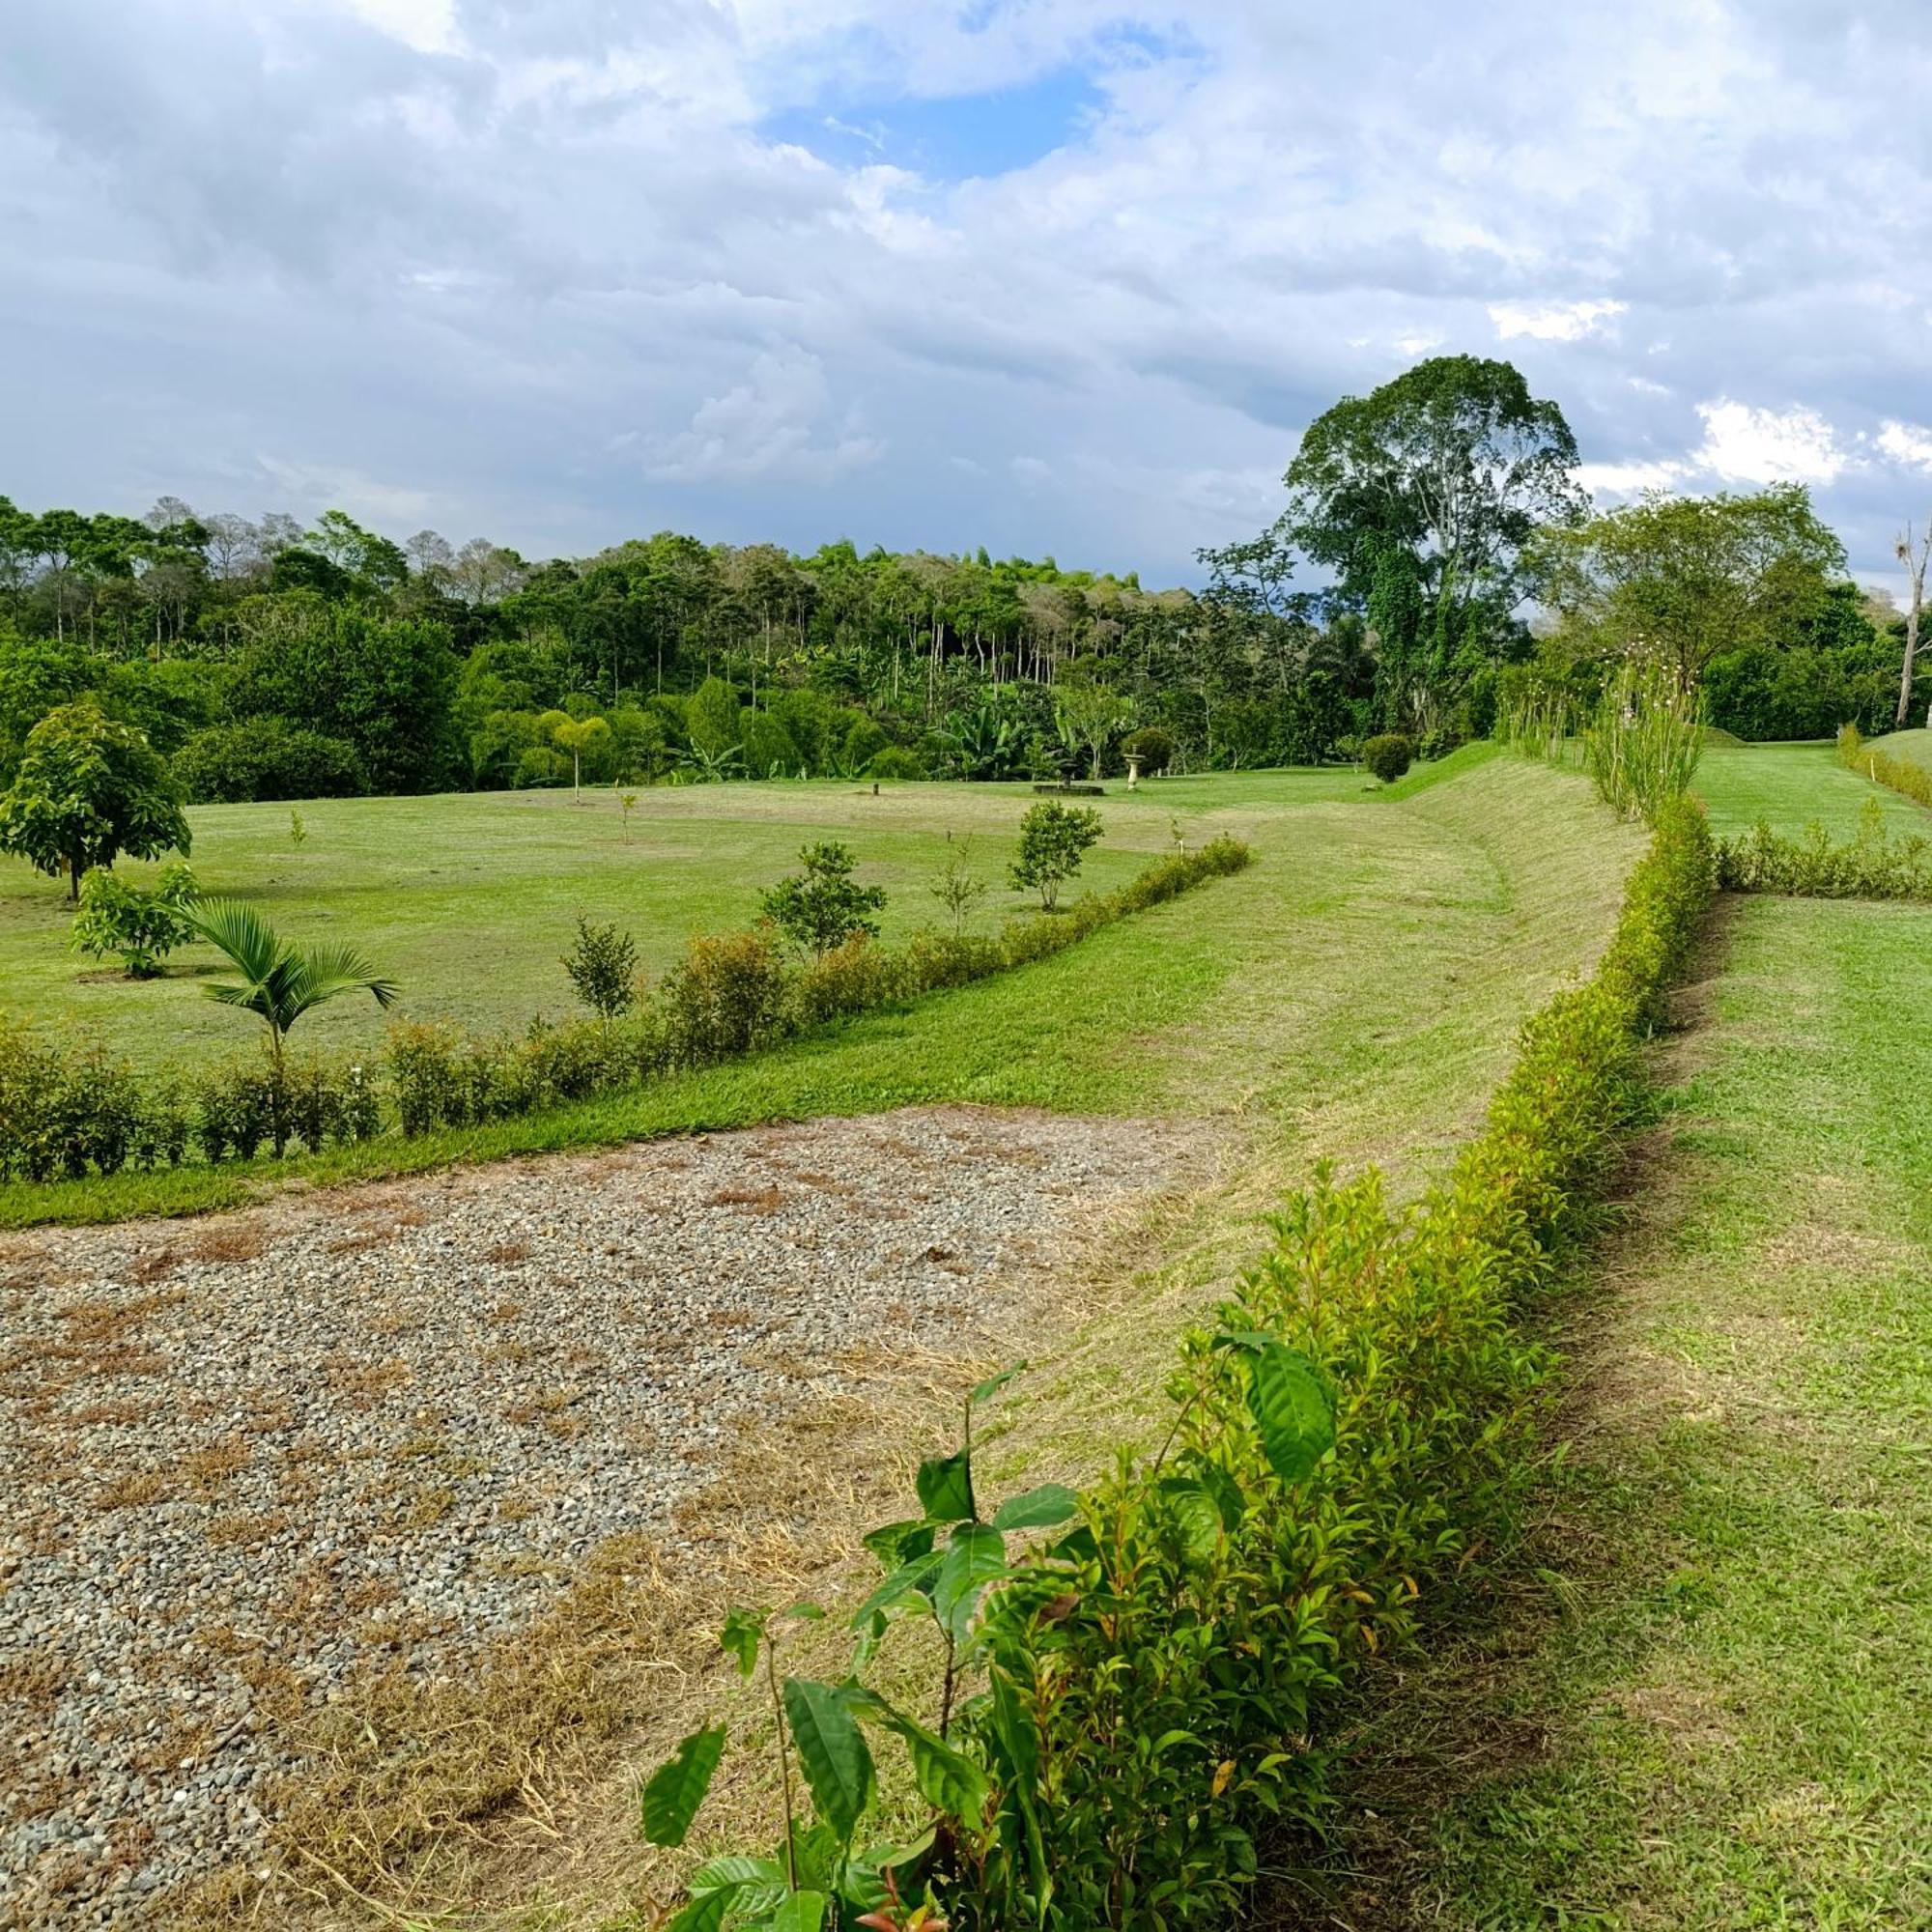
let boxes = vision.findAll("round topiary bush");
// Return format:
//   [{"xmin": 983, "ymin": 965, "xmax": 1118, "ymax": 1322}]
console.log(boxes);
[
  {"xmin": 865, "ymin": 746, "xmax": 924, "ymax": 781},
  {"xmin": 1360, "ymin": 732, "xmax": 1416, "ymax": 784},
  {"xmin": 1122, "ymin": 724, "xmax": 1178, "ymax": 775}
]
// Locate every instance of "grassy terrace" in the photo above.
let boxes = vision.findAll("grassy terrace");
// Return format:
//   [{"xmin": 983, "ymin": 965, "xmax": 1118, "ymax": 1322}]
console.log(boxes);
[
  {"xmin": 1314, "ymin": 742, "xmax": 1932, "ymax": 1929},
  {"xmin": 0, "ymin": 747, "xmax": 1644, "ymax": 1224}
]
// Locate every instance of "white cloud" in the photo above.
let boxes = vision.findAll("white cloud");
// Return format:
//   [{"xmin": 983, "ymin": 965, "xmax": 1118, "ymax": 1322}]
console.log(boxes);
[
  {"xmin": 1489, "ymin": 298, "xmax": 1628, "ymax": 342},
  {"xmin": 1877, "ymin": 419, "xmax": 1932, "ymax": 475},
  {"xmin": 254, "ymin": 456, "xmax": 432, "ymax": 524},
  {"xmin": 1577, "ymin": 458, "xmax": 1690, "ymax": 497},
  {"xmin": 328, "ymin": 0, "xmax": 460, "ymax": 56},
  {"xmin": 1691, "ymin": 399, "xmax": 1849, "ymax": 486},
  {"xmin": 643, "ymin": 348, "xmax": 884, "ymax": 485}
]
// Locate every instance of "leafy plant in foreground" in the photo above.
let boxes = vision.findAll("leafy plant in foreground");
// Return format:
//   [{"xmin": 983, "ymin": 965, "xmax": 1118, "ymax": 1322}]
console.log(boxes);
[
  {"xmin": 71, "ymin": 861, "xmax": 199, "ymax": 978},
  {"xmin": 186, "ymin": 898, "xmax": 400, "ymax": 1079}
]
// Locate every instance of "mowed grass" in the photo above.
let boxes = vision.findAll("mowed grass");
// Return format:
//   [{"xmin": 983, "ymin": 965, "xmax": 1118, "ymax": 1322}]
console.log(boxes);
[
  {"xmin": 1693, "ymin": 739, "xmax": 1930, "ymax": 838},
  {"xmin": 1868, "ymin": 724, "xmax": 1932, "ymax": 776},
  {"xmin": 0, "ymin": 769, "xmax": 1377, "ymax": 1071},
  {"xmin": 0, "ymin": 750, "xmax": 1644, "ymax": 1232},
  {"xmin": 1320, "ymin": 899, "xmax": 1932, "ymax": 1923}
]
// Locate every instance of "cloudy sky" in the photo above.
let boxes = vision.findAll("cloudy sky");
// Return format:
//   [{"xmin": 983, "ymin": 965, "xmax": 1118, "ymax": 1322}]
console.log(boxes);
[{"xmin": 3, "ymin": 0, "xmax": 1930, "ymax": 587}]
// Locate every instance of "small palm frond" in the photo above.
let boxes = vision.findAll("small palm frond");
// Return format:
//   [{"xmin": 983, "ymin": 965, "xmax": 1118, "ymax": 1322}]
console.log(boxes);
[
  {"xmin": 186, "ymin": 898, "xmax": 282, "ymax": 983},
  {"xmin": 281, "ymin": 942, "xmax": 401, "ymax": 1025}
]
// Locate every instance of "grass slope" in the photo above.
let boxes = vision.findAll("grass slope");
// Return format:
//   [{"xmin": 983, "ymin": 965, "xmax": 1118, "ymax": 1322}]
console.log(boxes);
[
  {"xmin": 1324, "ymin": 903, "xmax": 1932, "ymax": 1927},
  {"xmin": 1869, "ymin": 724, "xmax": 1932, "ymax": 776}
]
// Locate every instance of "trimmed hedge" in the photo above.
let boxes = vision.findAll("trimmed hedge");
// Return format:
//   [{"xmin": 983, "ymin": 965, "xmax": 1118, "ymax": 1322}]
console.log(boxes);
[{"xmin": 640, "ymin": 796, "xmax": 1717, "ymax": 1929}]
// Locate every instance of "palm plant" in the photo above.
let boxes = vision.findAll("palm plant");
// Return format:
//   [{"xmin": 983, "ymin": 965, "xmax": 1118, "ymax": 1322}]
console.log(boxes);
[{"xmin": 187, "ymin": 898, "xmax": 400, "ymax": 1075}]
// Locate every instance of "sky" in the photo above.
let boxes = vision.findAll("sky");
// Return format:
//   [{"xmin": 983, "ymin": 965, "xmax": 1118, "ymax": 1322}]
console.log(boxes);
[{"xmin": 2, "ymin": 0, "xmax": 1930, "ymax": 590}]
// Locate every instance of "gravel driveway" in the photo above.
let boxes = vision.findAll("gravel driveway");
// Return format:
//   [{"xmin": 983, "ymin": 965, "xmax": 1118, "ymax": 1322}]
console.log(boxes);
[{"xmin": 0, "ymin": 1106, "xmax": 1197, "ymax": 1927}]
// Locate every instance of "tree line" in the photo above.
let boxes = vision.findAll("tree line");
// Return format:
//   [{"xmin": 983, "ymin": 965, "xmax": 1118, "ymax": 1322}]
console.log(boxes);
[{"xmin": 0, "ymin": 355, "xmax": 1923, "ymax": 831}]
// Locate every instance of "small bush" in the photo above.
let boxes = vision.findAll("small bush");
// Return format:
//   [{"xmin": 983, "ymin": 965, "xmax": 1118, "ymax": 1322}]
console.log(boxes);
[
  {"xmin": 760, "ymin": 841, "xmax": 888, "ymax": 958},
  {"xmin": 902, "ymin": 928, "xmax": 1007, "ymax": 992},
  {"xmin": 1360, "ymin": 732, "xmax": 1415, "ymax": 783},
  {"xmin": 792, "ymin": 932, "xmax": 912, "ymax": 1028},
  {"xmin": 562, "ymin": 916, "xmax": 640, "ymax": 1021},
  {"xmin": 865, "ymin": 746, "xmax": 924, "ymax": 781},
  {"xmin": 172, "ymin": 720, "xmax": 368, "ymax": 804},
  {"xmin": 661, "ymin": 927, "xmax": 793, "ymax": 1064},
  {"xmin": 71, "ymin": 861, "xmax": 199, "ymax": 978},
  {"xmin": 1717, "ymin": 799, "xmax": 1932, "ymax": 900},
  {"xmin": 1009, "ymin": 799, "xmax": 1103, "ymax": 911},
  {"xmin": 1122, "ymin": 724, "xmax": 1178, "ymax": 774}
]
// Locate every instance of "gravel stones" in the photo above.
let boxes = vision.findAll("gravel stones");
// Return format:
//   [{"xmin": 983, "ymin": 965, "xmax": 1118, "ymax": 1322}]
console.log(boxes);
[{"xmin": 0, "ymin": 1106, "xmax": 1191, "ymax": 1926}]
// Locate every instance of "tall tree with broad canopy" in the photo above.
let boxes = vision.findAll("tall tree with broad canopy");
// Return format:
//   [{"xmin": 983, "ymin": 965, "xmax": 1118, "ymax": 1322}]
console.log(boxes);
[
  {"xmin": 1531, "ymin": 484, "xmax": 1849, "ymax": 684},
  {"xmin": 1206, "ymin": 355, "xmax": 1584, "ymax": 725},
  {"xmin": 0, "ymin": 700, "xmax": 189, "ymax": 896}
]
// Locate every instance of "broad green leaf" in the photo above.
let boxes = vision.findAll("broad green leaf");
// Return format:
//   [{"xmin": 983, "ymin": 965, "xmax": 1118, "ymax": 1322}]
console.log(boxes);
[
  {"xmin": 720, "ymin": 1605, "xmax": 763, "ymax": 1679},
  {"xmin": 932, "ymin": 1521, "xmax": 1006, "ymax": 1641},
  {"xmin": 887, "ymin": 1714, "xmax": 993, "ymax": 1823},
  {"xmin": 969, "ymin": 1361, "xmax": 1027, "ymax": 1407},
  {"xmin": 1198, "ymin": 1460, "xmax": 1246, "ymax": 1530},
  {"xmin": 763, "ymin": 1892, "xmax": 827, "ymax": 1932},
  {"xmin": 915, "ymin": 1450, "xmax": 975, "ymax": 1524},
  {"xmin": 862, "ymin": 1518, "xmax": 935, "ymax": 1567},
  {"xmin": 639, "ymin": 1724, "xmax": 725, "ymax": 1848},
  {"xmin": 1209, "ymin": 1328, "xmax": 1274, "ymax": 1353},
  {"xmin": 689, "ymin": 1854, "xmax": 782, "ymax": 1895},
  {"xmin": 781, "ymin": 1678, "xmax": 875, "ymax": 1844},
  {"xmin": 1246, "ymin": 1344, "xmax": 1335, "ymax": 1487},
  {"xmin": 990, "ymin": 1483, "xmax": 1080, "ymax": 1532},
  {"xmin": 849, "ymin": 1550, "xmax": 942, "ymax": 1631},
  {"xmin": 1156, "ymin": 1477, "xmax": 1223, "ymax": 1566},
  {"xmin": 666, "ymin": 1889, "xmax": 732, "ymax": 1932}
]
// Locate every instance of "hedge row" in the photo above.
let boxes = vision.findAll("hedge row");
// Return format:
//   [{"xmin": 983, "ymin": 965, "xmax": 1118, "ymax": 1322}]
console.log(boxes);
[
  {"xmin": 1717, "ymin": 802, "xmax": 1932, "ymax": 900},
  {"xmin": 641, "ymin": 795, "xmax": 1717, "ymax": 1929},
  {"xmin": 0, "ymin": 838, "xmax": 1253, "ymax": 1184}
]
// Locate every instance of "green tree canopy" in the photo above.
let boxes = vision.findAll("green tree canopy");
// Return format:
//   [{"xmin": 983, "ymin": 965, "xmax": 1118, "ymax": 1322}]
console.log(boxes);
[
  {"xmin": 0, "ymin": 700, "xmax": 189, "ymax": 896},
  {"xmin": 1531, "ymin": 484, "xmax": 1850, "ymax": 682}
]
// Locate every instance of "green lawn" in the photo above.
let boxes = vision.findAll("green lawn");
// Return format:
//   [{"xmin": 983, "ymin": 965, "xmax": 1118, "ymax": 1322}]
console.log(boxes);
[
  {"xmin": 0, "ymin": 751, "xmax": 1646, "ymax": 1226},
  {"xmin": 1319, "ymin": 853, "xmax": 1932, "ymax": 1925},
  {"xmin": 1693, "ymin": 739, "xmax": 1929, "ymax": 838},
  {"xmin": 0, "ymin": 768, "xmax": 1378, "ymax": 1072},
  {"xmin": 1869, "ymin": 724, "xmax": 1932, "ymax": 776}
]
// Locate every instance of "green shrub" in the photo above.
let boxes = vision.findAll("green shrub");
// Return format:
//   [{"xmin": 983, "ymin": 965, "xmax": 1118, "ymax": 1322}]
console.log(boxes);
[
  {"xmin": 562, "ymin": 916, "xmax": 640, "ymax": 1021},
  {"xmin": 1009, "ymin": 799, "xmax": 1103, "ymax": 911},
  {"xmin": 661, "ymin": 927, "xmax": 793, "ymax": 1064},
  {"xmin": 865, "ymin": 746, "xmax": 924, "ymax": 781},
  {"xmin": 841, "ymin": 715, "xmax": 890, "ymax": 775},
  {"xmin": 0, "ymin": 1022, "xmax": 150, "ymax": 1180},
  {"xmin": 902, "ymin": 928, "xmax": 1006, "ymax": 992},
  {"xmin": 1121, "ymin": 724, "xmax": 1177, "ymax": 774},
  {"xmin": 171, "ymin": 719, "xmax": 368, "ymax": 804},
  {"xmin": 760, "ymin": 841, "xmax": 888, "ymax": 958},
  {"xmin": 1717, "ymin": 799, "xmax": 1932, "ymax": 900},
  {"xmin": 71, "ymin": 861, "xmax": 199, "ymax": 978},
  {"xmin": 741, "ymin": 708, "xmax": 802, "ymax": 778},
  {"xmin": 792, "ymin": 933, "xmax": 912, "ymax": 1028},
  {"xmin": 1360, "ymin": 731, "xmax": 1415, "ymax": 782}
]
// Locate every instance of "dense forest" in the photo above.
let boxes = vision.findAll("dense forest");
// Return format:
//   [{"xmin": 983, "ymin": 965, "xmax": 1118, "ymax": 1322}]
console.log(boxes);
[{"xmin": 0, "ymin": 356, "xmax": 1920, "ymax": 810}]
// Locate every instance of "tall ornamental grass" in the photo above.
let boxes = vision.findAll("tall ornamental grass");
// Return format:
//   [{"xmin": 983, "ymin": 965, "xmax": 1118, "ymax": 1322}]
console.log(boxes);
[{"xmin": 1582, "ymin": 652, "xmax": 1702, "ymax": 824}]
